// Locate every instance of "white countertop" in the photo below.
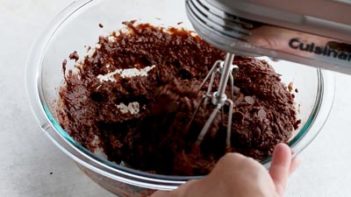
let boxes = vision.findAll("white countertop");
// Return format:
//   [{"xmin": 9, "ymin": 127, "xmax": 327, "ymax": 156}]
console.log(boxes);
[{"xmin": 1, "ymin": 1, "xmax": 351, "ymax": 196}]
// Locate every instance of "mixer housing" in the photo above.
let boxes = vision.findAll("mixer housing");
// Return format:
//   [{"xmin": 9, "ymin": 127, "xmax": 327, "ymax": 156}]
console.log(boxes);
[{"xmin": 186, "ymin": 0, "xmax": 351, "ymax": 74}]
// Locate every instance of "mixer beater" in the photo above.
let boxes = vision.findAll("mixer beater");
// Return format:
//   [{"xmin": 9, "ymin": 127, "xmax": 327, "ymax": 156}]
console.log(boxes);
[{"xmin": 188, "ymin": 53, "xmax": 238, "ymax": 150}]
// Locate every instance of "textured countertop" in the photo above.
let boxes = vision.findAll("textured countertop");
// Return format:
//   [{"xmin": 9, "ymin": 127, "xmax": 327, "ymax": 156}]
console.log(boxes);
[{"xmin": 1, "ymin": 1, "xmax": 351, "ymax": 196}]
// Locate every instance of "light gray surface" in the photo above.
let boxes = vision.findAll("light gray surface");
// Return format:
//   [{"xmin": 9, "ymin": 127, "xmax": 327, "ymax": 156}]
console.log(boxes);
[{"xmin": 0, "ymin": 0, "xmax": 350, "ymax": 197}]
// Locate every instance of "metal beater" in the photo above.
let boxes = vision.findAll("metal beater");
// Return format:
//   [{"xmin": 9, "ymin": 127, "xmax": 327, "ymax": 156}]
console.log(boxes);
[
  {"xmin": 189, "ymin": 53, "xmax": 238, "ymax": 150},
  {"xmin": 185, "ymin": 0, "xmax": 351, "ymax": 146}
]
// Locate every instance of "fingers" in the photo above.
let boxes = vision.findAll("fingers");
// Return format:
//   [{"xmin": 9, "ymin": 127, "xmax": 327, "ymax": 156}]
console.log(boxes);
[
  {"xmin": 217, "ymin": 152, "xmax": 247, "ymax": 167},
  {"xmin": 269, "ymin": 143, "xmax": 292, "ymax": 196},
  {"xmin": 152, "ymin": 146, "xmax": 300, "ymax": 197}
]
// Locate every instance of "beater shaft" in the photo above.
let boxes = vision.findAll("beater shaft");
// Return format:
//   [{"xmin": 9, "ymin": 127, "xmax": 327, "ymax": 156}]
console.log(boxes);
[{"xmin": 215, "ymin": 54, "xmax": 235, "ymax": 105}]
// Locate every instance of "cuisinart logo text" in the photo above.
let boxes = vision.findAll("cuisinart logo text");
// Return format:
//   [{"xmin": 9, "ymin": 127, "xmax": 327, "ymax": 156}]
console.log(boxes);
[{"xmin": 289, "ymin": 38, "xmax": 351, "ymax": 62}]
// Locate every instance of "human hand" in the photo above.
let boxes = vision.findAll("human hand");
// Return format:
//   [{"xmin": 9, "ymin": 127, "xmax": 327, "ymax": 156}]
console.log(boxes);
[{"xmin": 151, "ymin": 143, "xmax": 299, "ymax": 197}]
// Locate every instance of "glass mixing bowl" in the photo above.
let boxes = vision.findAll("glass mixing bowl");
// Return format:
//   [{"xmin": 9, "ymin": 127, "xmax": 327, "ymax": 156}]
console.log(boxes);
[{"xmin": 26, "ymin": 0, "xmax": 335, "ymax": 196}]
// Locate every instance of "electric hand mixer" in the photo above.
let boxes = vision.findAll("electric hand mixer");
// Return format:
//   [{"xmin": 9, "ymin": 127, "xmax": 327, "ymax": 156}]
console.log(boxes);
[{"xmin": 185, "ymin": 0, "xmax": 351, "ymax": 149}]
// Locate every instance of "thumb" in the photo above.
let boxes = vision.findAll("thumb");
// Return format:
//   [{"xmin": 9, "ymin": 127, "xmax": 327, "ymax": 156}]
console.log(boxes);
[{"xmin": 269, "ymin": 143, "xmax": 292, "ymax": 196}]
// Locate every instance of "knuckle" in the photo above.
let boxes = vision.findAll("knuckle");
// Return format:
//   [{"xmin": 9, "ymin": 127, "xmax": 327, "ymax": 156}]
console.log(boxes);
[{"xmin": 220, "ymin": 153, "xmax": 245, "ymax": 163}]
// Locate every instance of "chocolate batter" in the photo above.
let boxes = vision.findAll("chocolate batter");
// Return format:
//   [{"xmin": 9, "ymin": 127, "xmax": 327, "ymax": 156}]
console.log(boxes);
[{"xmin": 57, "ymin": 21, "xmax": 299, "ymax": 176}]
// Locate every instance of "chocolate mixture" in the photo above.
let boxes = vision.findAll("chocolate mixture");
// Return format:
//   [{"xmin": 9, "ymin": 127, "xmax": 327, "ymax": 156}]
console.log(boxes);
[{"xmin": 57, "ymin": 21, "xmax": 299, "ymax": 176}]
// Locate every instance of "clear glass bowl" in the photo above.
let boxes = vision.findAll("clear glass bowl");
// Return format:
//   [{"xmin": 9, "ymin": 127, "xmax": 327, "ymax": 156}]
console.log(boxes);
[{"xmin": 26, "ymin": 0, "xmax": 335, "ymax": 196}]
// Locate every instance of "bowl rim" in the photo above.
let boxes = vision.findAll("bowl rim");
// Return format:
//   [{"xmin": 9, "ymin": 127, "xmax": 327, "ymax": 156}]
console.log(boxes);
[{"xmin": 25, "ymin": 0, "xmax": 336, "ymax": 190}]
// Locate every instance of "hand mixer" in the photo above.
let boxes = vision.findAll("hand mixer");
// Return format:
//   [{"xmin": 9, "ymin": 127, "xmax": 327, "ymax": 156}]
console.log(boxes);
[{"xmin": 185, "ymin": 0, "xmax": 351, "ymax": 149}]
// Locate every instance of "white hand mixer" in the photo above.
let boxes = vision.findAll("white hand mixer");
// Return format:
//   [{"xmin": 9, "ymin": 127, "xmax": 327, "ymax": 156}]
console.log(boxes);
[{"xmin": 185, "ymin": 0, "xmax": 351, "ymax": 149}]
